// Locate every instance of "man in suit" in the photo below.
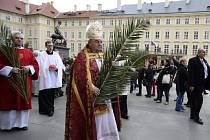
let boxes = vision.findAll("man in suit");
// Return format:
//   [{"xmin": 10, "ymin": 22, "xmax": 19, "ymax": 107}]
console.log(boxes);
[{"xmin": 188, "ymin": 48, "xmax": 210, "ymax": 125}]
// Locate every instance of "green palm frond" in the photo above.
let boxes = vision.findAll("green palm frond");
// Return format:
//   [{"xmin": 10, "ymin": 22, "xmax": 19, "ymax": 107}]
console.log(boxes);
[
  {"xmin": 94, "ymin": 19, "xmax": 150, "ymax": 104},
  {"xmin": 0, "ymin": 22, "xmax": 19, "ymax": 67},
  {"xmin": 0, "ymin": 22, "xmax": 29, "ymax": 103}
]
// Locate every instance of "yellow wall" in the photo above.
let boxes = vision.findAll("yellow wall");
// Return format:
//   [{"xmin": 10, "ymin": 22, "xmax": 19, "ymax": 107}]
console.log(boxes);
[{"xmin": 1, "ymin": 9, "xmax": 210, "ymax": 62}]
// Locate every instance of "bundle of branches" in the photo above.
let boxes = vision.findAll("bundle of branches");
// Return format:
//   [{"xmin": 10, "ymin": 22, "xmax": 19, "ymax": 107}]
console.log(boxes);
[
  {"xmin": 95, "ymin": 19, "xmax": 151, "ymax": 104},
  {"xmin": 0, "ymin": 23, "xmax": 29, "ymax": 103}
]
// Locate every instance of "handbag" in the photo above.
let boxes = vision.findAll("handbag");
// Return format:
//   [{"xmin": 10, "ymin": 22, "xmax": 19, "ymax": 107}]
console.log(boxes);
[{"xmin": 162, "ymin": 74, "xmax": 171, "ymax": 84}]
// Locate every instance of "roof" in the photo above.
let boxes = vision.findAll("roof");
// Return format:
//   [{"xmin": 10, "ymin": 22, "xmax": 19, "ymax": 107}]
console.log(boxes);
[
  {"xmin": 100, "ymin": 0, "xmax": 210, "ymax": 16},
  {"xmin": 57, "ymin": 11, "xmax": 100, "ymax": 19},
  {"xmin": 0, "ymin": 0, "xmax": 59, "ymax": 18}
]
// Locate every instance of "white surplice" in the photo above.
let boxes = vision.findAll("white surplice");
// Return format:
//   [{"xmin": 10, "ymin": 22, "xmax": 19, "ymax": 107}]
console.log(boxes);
[
  {"xmin": 37, "ymin": 51, "xmax": 64, "ymax": 91},
  {"xmin": 0, "ymin": 110, "xmax": 29, "ymax": 130}
]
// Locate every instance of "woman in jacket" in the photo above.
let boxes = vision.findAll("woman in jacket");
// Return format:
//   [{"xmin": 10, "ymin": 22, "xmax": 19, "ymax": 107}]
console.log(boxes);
[
  {"xmin": 175, "ymin": 58, "xmax": 188, "ymax": 111},
  {"xmin": 156, "ymin": 59, "xmax": 176, "ymax": 105}
]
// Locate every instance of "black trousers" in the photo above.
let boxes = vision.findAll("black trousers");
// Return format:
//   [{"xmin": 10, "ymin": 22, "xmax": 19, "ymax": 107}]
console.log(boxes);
[
  {"xmin": 190, "ymin": 88, "xmax": 203, "ymax": 119},
  {"xmin": 138, "ymin": 78, "xmax": 143, "ymax": 95},
  {"xmin": 38, "ymin": 88, "xmax": 56, "ymax": 114},
  {"xmin": 159, "ymin": 85, "xmax": 170, "ymax": 102},
  {"xmin": 120, "ymin": 95, "xmax": 128, "ymax": 117},
  {"xmin": 186, "ymin": 91, "xmax": 191, "ymax": 105}
]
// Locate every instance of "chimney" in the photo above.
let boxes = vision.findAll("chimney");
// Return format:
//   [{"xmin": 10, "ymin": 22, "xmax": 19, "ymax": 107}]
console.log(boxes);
[
  {"xmin": 86, "ymin": 4, "xmax": 91, "ymax": 11},
  {"xmin": 117, "ymin": 0, "xmax": 121, "ymax": 11},
  {"xmin": 50, "ymin": 1, "xmax": 54, "ymax": 6},
  {"xmin": 137, "ymin": 0, "xmax": 142, "ymax": 11},
  {"xmin": 164, "ymin": 0, "xmax": 169, "ymax": 8},
  {"xmin": 74, "ymin": 5, "xmax": 77, "ymax": 12},
  {"xmin": 186, "ymin": 0, "xmax": 190, "ymax": 4},
  {"xmin": 24, "ymin": 0, "xmax": 30, "ymax": 14},
  {"xmin": 98, "ymin": 3, "xmax": 102, "ymax": 11}
]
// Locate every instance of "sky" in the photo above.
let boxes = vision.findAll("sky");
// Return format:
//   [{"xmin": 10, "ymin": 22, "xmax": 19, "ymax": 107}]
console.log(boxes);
[{"xmin": 29, "ymin": 0, "xmax": 181, "ymax": 12}]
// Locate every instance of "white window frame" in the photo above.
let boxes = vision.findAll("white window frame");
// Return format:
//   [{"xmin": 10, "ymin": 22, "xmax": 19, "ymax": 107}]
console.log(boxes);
[
  {"xmin": 192, "ymin": 45, "xmax": 198, "ymax": 55},
  {"xmin": 155, "ymin": 31, "xmax": 160, "ymax": 39},
  {"xmin": 204, "ymin": 31, "xmax": 209, "ymax": 39},
  {"xmin": 164, "ymin": 44, "xmax": 169, "ymax": 54},
  {"xmin": 184, "ymin": 32, "xmax": 188, "ymax": 39},
  {"xmin": 195, "ymin": 18, "xmax": 199, "ymax": 24},
  {"xmin": 194, "ymin": 31, "xmax": 198, "ymax": 39}
]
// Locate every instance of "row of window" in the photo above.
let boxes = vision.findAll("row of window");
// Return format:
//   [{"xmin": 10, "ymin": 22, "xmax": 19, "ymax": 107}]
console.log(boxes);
[
  {"xmin": 59, "ymin": 17, "xmax": 210, "ymax": 27},
  {"xmin": 156, "ymin": 17, "xmax": 210, "ymax": 25},
  {"xmin": 145, "ymin": 31, "xmax": 209, "ymax": 40},
  {"xmin": 4, "ymin": 14, "xmax": 210, "ymax": 26},
  {"xmin": 4, "ymin": 15, "xmax": 53, "ymax": 25},
  {"xmin": 68, "ymin": 42, "xmax": 209, "ymax": 56},
  {"xmin": 46, "ymin": 30, "xmax": 210, "ymax": 40},
  {"xmin": 144, "ymin": 44, "xmax": 209, "ymax": 56},
  {"xmin": 5, "ymin": 15, "xmax": 24, "ymax": 23}
]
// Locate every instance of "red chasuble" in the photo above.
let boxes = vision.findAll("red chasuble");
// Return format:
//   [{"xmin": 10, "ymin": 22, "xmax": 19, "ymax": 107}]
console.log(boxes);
[
  {"xmin": 65, "ymin": 49, "xmax": 98, "ymax": 140},
  {"xmin": 0, "ymin": 48, "xmax": 39, "ymax": 110}
]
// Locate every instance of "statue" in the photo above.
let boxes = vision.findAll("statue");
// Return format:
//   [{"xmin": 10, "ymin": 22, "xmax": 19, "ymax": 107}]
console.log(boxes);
[{"xmin": 51, "ymin": 21, "xmax": 67, "ymax": 47}]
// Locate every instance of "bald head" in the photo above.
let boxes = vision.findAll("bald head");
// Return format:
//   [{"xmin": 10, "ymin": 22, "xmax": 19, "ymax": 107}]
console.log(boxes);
[{"xmin": 197, "ymin": 48, "xmax": 205, "ymax": 59}]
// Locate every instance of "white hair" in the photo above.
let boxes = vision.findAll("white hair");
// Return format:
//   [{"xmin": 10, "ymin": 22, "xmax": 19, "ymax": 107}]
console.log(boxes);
[{"xmin": 11, "ymin": 31, "xmax": 24, "ymax": 39}]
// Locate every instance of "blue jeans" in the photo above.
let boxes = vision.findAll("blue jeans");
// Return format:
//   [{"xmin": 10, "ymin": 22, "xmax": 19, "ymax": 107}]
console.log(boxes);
[{"xmin": 175, "ymin": 90, "xmax": 185, "ymax": 111}]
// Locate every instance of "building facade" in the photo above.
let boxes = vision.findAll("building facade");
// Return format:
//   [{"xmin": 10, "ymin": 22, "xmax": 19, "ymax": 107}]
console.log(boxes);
[
  {"xmin": 0, "ymin": 0, "xmax": 210, "ymax": 62},
  {"xmin": 0, "ymin": 0, "xmax": 58, "ymax": 51}
]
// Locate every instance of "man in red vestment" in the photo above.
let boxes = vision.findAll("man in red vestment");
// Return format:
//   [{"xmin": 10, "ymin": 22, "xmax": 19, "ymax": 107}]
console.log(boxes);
[
  {"xmin": 65, "ymin": 22, "xmax": 120, "ymax": 140},
  {"xmin": 0, "ymin": 31, "xmax": 39, "ymax": 130}
]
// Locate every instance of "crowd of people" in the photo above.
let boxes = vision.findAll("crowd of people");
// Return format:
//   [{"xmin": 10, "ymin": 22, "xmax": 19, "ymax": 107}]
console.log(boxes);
[
  {"xmin": 0, "ymin": 21, "xmax": 210, "ymax": 140},
  {"xmin": 130, "ymin": 48, "xmax": 210, "ymax": 125}
]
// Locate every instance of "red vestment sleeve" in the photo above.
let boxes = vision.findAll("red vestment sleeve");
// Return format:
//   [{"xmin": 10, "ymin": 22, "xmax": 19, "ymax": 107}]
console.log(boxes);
[{"xmin": 65, "ymin": 50, "xmax": 97, "ymax": 140}]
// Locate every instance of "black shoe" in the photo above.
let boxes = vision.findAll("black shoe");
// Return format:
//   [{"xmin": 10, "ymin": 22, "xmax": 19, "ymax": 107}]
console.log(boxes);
[
  {"xmin": 121, "ymin": 115, "xmax": 129, "ymax": 120},
  {"xmin": 136, "ymin": 93, "xmax": 142, "ymax": 96},
  {"xmin": 145, "ymin": 95, "xmax": 151, "ymax": 98},
  {"xmin": 204, "ymin": 91, "xmax": 209, "ymax": 95},
  {"xmin": 32, "ymin": 94, "xmax": 38, "ymax": 97},
  {"xmin": 154, "ymin": 98, "xmax": 158, "ymax": 101},
  {"xmin": 193, "ymin": 118, "xmax": 203, "ymax": 125},
  {"xmin": 20, "ymin": 127, "xmax": 28, "ymax": 130},
  {"xmin": 156, "ymin": 100, "xmax": 162, "ymax": 103},
  {"xmin": 59, "ymin": 93, "xmax": 64, "ymax": 97},
  {"xmin": 48, "ymin": 111, "xmax": 54, "ymax": 117},
  {"xmin": 1, "ymin": 129, "xmax": 12, "ymax": 132},
  {"xmin": 13, "ymin": 127, "xmax": 28, "ymax": 131}
]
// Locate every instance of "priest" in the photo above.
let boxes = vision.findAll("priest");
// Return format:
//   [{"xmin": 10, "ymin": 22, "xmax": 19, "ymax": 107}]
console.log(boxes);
[
  {"xmin": 0, "ymin": 31, "xmax": 39, "ymax": 130},
  {"xmin": 64, "ymin": 22, "xmax": 120, "ymax": 140}
]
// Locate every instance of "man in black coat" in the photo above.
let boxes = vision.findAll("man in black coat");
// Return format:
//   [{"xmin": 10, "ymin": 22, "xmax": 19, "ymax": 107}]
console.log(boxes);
[
  {"xmin": 188, "ymin": 48, "xmax": 210, "ymax": 125},
  {"xmin": 136, "ymin": 67, "xmax": 145, "ymax": 96}
]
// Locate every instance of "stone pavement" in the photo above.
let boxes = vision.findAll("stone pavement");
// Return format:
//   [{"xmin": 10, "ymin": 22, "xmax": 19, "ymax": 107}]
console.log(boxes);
[{"xmin": 0, "ymin": 85, "xmax": 210, "ymax": 140}]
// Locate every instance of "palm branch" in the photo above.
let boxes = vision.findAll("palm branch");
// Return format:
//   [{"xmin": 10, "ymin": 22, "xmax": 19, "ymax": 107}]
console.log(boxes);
[
  {"xmin": 0, "ymin": 22, "xmax": 29, "ymax": 103},
  {"xmin": 94, "ymin": 19, "xmax": 151, "ymax": 104}
]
